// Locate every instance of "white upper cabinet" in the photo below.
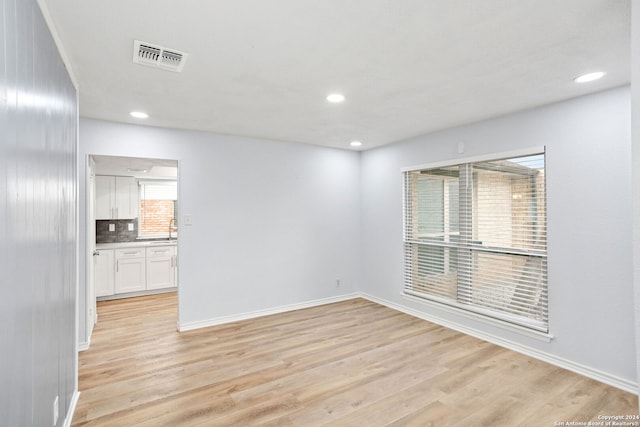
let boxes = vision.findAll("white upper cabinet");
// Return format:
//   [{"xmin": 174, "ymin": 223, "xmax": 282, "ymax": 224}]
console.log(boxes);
[
  {"xmin": 95, "ymin": 176, "xmax": 138, "ymax": 219},
  {"xmin": 95, "ymin": 175, "xmax": 115, "ymax": 219},
  {"xmin": 114, "ymin": 176, "xmax": 138, "ymax": 219}
]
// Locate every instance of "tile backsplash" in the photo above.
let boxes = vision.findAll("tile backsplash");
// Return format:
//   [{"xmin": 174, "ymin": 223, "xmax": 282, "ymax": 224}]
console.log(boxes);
[{"xmin": 96, "ymin": 219, "xmax": 138, "ymax": 243}]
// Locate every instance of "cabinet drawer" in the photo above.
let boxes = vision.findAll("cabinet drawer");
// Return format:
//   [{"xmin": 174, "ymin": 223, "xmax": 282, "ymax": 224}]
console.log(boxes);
[
  {"xmin": 146, "ymin": 246, "xmax": 174, "ymax": 257},
  {"xmin": 115, "ymin": 248, "xmax": 145, "ymax": 258}
]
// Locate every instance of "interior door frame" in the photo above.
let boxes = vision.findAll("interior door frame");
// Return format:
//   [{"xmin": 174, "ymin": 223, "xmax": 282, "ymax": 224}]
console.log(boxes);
[
  {"xmin": 82, "ymin": 154, "xmax": 180, "ymax": 350},
  {"xmin": 86, "ymin": 156, "xmax": 97, "ymax": 339}
]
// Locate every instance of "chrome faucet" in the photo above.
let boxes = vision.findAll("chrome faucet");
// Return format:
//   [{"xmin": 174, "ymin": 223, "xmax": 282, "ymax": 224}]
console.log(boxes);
[{"xmin": 169, "ymin": 218, "xmax": 177, "ymax": 240}]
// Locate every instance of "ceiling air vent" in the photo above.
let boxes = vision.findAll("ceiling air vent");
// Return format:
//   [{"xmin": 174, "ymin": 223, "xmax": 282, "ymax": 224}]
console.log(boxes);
[{"xmin": 133, "ymin": 40, "xmax": 188, "ymax": 72}]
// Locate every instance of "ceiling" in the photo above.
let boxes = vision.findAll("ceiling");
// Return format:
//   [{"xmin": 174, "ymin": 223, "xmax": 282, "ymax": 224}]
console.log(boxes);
[
  {"xmin": 41, "ymin": 0, "xmax": 630, "ymax": 150},
  {"xmin": 92, "ymin": 155, "xmax": 177, "ymax": 179}
]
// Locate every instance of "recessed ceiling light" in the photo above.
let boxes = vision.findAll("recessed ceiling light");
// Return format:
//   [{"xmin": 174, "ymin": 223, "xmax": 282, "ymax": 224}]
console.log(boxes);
[
  {"xmin": 326, "ymin": 93, "xmax": 345, "ymax": 103},
  {"xmin": 130, "ymin": 111, "xmax": 149, "ymax": 119},
  {"xmin": 350, "ymin": 141, "xmax": 362, "ymax": 147},
  {"xmin": 574, "ymin": 72, "xmax": 605, "ymax": 83}
]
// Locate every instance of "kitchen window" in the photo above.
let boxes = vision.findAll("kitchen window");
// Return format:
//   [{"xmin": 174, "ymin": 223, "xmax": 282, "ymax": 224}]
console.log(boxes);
[
  {"xmin": 138, "ymin": 180, "xmax": 177, "ymax": 238},
  {"xmin": 402, "ymin": 149, "xmax": 547, "ymax": 332}
]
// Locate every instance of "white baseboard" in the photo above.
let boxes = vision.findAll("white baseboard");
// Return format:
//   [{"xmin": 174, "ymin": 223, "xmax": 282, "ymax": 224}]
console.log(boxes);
[
  {"xmin": 97, "ymin": 287, "xmax": 176, "ymax": 301},
  {"xmin": 63, "ymin": 390, "xmax": 80, "ymax": 427},
  {"xmin": 78, "ymin": 332, "xmax": 91, "ymax": 352},
  {"xmin": 361, "ymin": 292, "xmax": 639, "ymax": 395},
  {"xmin": 178, "ymin": 293, "xmax": 360, "ymax": 332}
]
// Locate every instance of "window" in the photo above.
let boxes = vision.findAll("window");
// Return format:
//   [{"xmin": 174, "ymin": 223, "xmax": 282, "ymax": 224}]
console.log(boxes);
[
  {"xmin": 138, "ymin": 180, "xmax": 177, "ymax": 238},
  {"xmin": 403, "ymin": 150, "xmax": 547, "ymax": 332}
]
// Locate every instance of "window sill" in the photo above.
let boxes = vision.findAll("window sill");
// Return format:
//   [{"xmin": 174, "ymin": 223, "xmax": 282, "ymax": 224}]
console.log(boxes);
[
  {"xmin": 137, "ymin": 233, "xmax": 178, "ymax": 240},
  {"xmin": 402, "ymin": 292, "xmax": 554, "ymax": 343}
]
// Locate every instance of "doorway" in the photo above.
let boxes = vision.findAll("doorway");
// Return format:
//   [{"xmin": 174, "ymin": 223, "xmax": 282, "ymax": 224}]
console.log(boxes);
[{"xmin": 85, "ymin": 155, "xmax": 179, "ymax": 344}]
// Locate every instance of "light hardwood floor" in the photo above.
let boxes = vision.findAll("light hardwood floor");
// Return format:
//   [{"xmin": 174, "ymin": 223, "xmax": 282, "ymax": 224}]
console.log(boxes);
[{"xmin": 72, "ymin": 293, "xmax": 638, "ymax": 426}]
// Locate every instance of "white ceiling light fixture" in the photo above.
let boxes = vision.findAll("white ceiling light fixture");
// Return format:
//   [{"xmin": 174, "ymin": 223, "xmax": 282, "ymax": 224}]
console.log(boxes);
[
  {"xmin": 350, "ymin": 141, "xmax": 362, "ymax": 147},
  {"xmin": 326, "ymin": 93, "xmax": 345, "ymax": 103},
  {"xmin": 574, "ymin": 71, "xmax": 606, "ymax": 83},
  {"xmin": 130, "ymin": 111, "xmax": 149, "ymax": 119}
]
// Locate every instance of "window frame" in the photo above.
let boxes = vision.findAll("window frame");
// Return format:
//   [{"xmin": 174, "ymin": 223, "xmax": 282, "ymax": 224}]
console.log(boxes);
[
  {"xmin": 137, "ymin": 179, "xmax": 178, "ymax": 239},
  {"xmin": 402, "ymin": 147, "xmax": 549, "ymax": 335}
]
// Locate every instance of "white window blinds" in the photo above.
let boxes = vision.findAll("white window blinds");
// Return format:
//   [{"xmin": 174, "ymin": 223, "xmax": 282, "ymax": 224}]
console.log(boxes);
[
  {"xmin": 403, "ymin": 151, "xmax": 547, "ymax": 332},
  {"xmin": 138, "ymin": 180, "xmax": 177, "ymax": 201}
]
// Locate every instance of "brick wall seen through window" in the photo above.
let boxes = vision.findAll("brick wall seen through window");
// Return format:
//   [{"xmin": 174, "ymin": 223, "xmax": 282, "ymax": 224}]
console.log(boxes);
[{"xmin": 139, "ymin": 199, "xmax": 177, "ymax": 236}]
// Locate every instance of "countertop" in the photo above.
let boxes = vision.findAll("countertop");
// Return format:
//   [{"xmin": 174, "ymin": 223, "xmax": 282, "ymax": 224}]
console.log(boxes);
[{"xmin": 96, "ymin": 240, "xmax": 177, "ymax": 249}]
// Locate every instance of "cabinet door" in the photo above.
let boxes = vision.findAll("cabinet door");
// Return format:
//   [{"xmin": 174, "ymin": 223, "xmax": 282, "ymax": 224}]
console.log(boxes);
[
  {"xmin": 146, "ymin": 246, "xmax": 175, "ymax": 290},
  {"xmin": 95, "ymin": 176, "xmax": 115, "ymax": 219},
  {"xmin": 94, "ymin": 249, "xmax": 115, "ymax": 297},
  {"xmin": 115, "ymin": 248, "xmax": 146, "ymax": 293},
  {"xmin": 115, "ymin": 176, "xmax": 138, "ymax": 219}
]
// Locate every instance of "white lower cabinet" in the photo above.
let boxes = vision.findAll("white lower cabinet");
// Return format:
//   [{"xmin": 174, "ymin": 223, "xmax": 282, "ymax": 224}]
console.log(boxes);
[
  {"xmin": 115, "ymin": 248, "xmax": 146, "ymax": 293},
  {"xmin": 96, "ymin": 244, "xmax": 177, "ymax": 299},
  {"xmin": 146, "ymin": 246, "xmax": 176, "ymax": 290},
  {"xmin": 94, "ymin": 249, "xmax": 115, "ymax": 297}
]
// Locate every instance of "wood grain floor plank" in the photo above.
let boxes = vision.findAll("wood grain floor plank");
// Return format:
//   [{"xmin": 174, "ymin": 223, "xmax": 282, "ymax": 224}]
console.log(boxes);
[{"xmin": 72, "ymin": 293, "xmax": 638, "ymax": 426}]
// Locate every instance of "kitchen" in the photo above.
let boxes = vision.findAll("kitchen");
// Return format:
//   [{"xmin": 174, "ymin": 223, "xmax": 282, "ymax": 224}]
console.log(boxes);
[{"xmin": 88, "ymin": 155, "xmax": 179, "ymax": 318}]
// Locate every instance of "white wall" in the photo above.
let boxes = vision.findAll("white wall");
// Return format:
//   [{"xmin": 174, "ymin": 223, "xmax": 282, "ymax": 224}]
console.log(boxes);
[
  {"xmin": 78, "ymin": 119, "xmax": 361, "ymax": 340},
  {"xmin": 360, "ymin": 86, "xmax": 637, "ymax": 387},
  {"xmin": 631, "ymin": 0, "xmax": 640, "ymax": 400}
]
